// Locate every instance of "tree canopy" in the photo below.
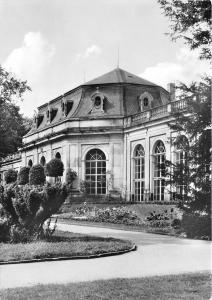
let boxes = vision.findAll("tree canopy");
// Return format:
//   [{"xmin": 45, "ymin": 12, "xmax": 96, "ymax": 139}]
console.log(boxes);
[
  {"xmin": 0, "ymin": 66, "xmax": 31, "ymax": 159},
  {"xmin": 158, "ymin": 0, "xmax": 211, "ymax": 60},
  {"xmin": 166, "ymin": 76, "xmax": 211, "ymax": 215}
]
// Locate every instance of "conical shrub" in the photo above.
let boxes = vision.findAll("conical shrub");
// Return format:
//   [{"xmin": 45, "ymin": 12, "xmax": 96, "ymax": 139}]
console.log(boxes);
[
  {"xmin": 4, "ymin": 169, "xmax": 17, "ymax": 184},
  {"xmin": 45, "ymin": 158, "xmax": 64, "ymax": 177},
  {"xmin": 18, "ymin": 167, "xmax": 30, "ymax": 185},
  {"xmin": 29, "ymin": 164, "xmax": 46, "ymax": 185}
]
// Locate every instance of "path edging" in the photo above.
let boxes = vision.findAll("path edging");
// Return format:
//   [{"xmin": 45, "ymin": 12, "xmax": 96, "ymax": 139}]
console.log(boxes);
[{"xmin": 0, "ymin": 244, "xmax": 137, "ymax": 266}]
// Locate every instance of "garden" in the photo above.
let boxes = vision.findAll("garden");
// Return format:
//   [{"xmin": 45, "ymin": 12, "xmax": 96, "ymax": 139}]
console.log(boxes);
[
  {"xmin": 0, "ymin": 160, "xmax": 134, "ymax": 264},
  {"xmin": 56, "ymin": 201, "xmax": 211, "ymax": 240}
]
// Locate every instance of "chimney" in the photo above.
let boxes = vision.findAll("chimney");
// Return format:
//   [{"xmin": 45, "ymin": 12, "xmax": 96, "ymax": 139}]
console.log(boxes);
[{"xmin": 167, "ymin": 83, "xmax": 175, "ymax": 101}]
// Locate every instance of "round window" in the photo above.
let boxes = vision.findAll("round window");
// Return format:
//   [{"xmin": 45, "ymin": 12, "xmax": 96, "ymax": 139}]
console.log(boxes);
[{"xmin": 94, "ymin": 96, "xmax": 101, "ymax": 107}]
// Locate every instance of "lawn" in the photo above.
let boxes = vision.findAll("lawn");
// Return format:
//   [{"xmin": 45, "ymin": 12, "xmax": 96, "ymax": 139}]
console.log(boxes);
[
  {"xmin": 0, "ymin": 230, "xmax": 134, "ymax": 263},
  {"xmin": 0, "ymin": 272, "xmax": 211, "ymax": 300}
]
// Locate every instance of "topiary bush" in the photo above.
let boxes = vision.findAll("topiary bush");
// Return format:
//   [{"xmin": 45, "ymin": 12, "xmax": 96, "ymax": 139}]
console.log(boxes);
[
  {"xmin": 17, "ymin": 167, "xmax": 30, "ymax": 185},
  {"xmin": 0, "ymin": 182, "xmax": 68, "ymax": 243},
  {"xmin": 4, "ymin": 169, "xmax": 17, "ymax": 184},
  {"xmin": 29, "ymin": 164, "xmax": 46, "ymax": 185},
  {"xmin": 45, "ymin": 158, "xmax": 64, "ymax": 177}
]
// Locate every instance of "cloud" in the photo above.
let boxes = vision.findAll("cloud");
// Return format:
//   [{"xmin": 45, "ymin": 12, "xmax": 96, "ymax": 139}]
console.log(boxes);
[
  {"xmin": 76, "ymin": 45, "xmax": 102, "ymax": 61},
  {"xmin": 140, "ymin": 47, "xmax": 210, "ymax": 89},
  {"xmin": 3, "ymin": 32, "xmax": 55, "ymax": 84}
]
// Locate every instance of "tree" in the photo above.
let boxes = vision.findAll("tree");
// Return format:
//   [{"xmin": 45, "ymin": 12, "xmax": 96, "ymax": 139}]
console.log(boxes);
[
  {"xmin": 158, "ymin": 0, "xmax": 211, "ymax": 59},
  {"xmin": 166, "ymin": 76, "xmax": 211, "ymax": 216},
  {"xmin": 158, "ymin": 1, "xmax": 211, "ymax": 238},
  {"xmin": 0, "ymin": 65, "xmax": 31, "ymax": 159}
]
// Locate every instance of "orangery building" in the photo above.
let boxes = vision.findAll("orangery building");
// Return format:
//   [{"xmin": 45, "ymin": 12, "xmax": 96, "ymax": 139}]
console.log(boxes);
[{"xmin": 0, "ymin": 68, "xmax": 187, "ymax": 202}]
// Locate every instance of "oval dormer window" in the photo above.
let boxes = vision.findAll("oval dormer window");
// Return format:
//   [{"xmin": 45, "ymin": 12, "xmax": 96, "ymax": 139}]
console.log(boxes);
[{"xmin": 94, "ymin": 96, "xmax": 101, "ymax": 107}]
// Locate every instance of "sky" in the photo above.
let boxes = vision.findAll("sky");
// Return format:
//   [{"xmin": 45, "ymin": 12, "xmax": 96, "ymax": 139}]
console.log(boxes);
[{"xmin": 0, "ymin": 0, "xmax": 210, "ymax": 117}]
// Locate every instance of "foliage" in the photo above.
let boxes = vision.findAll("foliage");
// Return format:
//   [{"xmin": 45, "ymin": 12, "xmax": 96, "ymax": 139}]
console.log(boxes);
[
  {"xmin": 0, "ymin": 65, "xmax": 31, "ymax": 159},
  {"xmin": 166, "ymin": 77, "xmax": 211, "ymax": 216},
  {"xmin": 45, "ymin": 158, "xmax": 64, "ymax": 177},
  {"xmin": 158, "ymin": 0, "xmax": 211, "ymax": 59},
  {"xmin": 65, "ymin": 168, "xmax": 77, "ymax": 193},
  {"xmin": 146, "ymin": 210, "xmax": 171, "ymax": 228},
  {"xmin": 0, "ymin": 218, "xmax": 10, "ymax": 242},
  {"xmin": 66, "ymin": 168, "xmax": 77, "ymax": 185},
  {"xmin": 181, "ymin": 213, "xmax": 211, "ymax": 240},
  {"xmin": 0, "ymin": 182, "xmax": 68, "ymax": 242},
  {"xmin": 70, "ymin": 203, "xmax": 143, "ymax": 226},
  {"xmin": 17, "ymin": 166, "xmax": 30, "ymax": 185},
  {"xmin": 29, "ymin": 164, "xmax": 46, "ymax": 185},
  {"xmin": 4, "ymin": 168, "xmax": 17, "ymax": 184}
]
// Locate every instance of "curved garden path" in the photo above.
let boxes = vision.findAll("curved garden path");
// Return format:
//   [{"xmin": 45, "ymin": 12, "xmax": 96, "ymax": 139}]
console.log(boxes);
[{"xmin": 0, "ymin": 223, "xmax": 211, "ymax": 289}]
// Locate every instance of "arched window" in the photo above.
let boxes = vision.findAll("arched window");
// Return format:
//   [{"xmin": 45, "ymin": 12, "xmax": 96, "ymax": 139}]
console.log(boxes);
[
  {"xmin": 133, "ymin": 145, "xmax": 145, "ymax": 202},
  {"xmin": 85, "ymin": 149, "xmax": 106, "ymax": 195},
  {"xmin": 153, "ymin": 141, "xmax": 166, "ymax": 201},
  {"xmin": 40, "ymin": 156, "xmax": 46, "ymax": 166},
  {"xmin": 175, "ymin": 136, "xmax": 189, "ymax": 198},
  {"xmin": 28, "ymin": 159, "xmax": 33, "ymax": 168},
  {"xmin": 55, "ymin": 152, "xmax": 61, "ymax": 160}
]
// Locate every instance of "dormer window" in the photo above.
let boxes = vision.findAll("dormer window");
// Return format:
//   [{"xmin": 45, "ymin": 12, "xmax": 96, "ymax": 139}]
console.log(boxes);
[
  {"xmin": 66, "ymin": 101, "xmax": 73, "ymax": 115},
  {"xmin": 61, "ymin": 99, "xmax": 73, "ymax": 116},
  {"xmin": 143, "ymin": 98, "xmax": 149, "ymax": 107},
  {"xmin": 50, "ymin": 108, "xmax": 58, "ymax": 122},
  {"xmin": 90, "ymin": 88, "xmax": 106, "ymax": 114},
  {"xmin": 94, "ymin": 96, "xmax": 101, "ymax": 107},
  {"xmin": 139, "ymin": 92, "xmax": 153, "ymax": 112},
  {"xmin": 36, "ymin": 114, "xmax": 44, "ymax": 128}
]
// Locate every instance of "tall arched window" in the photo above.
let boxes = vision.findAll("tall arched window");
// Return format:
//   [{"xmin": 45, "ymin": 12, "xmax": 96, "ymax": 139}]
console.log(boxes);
[
  {"xmin": 85, "ymin": 149, "xmax": 106, "ymax": 195},
  {"xmin": 175, "ymin": 135, "xmax": 189, "ymax": 198},
  {"xmin": 153, "ymin": 141, "xmax": 166, "ymax": 201},
  {"xmin": 40, "ymin": 156, "xmax": 46, "ymax": 166},
  {"xmin": 133, "ymin": 145, "xmax": 145, "ymax": 202}
]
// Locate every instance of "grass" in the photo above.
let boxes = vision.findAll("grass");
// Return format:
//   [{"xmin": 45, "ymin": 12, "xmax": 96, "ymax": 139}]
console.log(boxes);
[
  {"xmin": 0, "ymin": 272, "xmax": 211, "ymax": 299},
  {"xmin": 0, "ymin": 230, "xmax": 133, "ymax": 263}
]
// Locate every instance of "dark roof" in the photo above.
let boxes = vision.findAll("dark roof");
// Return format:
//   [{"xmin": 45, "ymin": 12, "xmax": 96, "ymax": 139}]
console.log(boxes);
[{"xmin": 83, "ymin": 67, "xmax": 158, "ymax": 86}]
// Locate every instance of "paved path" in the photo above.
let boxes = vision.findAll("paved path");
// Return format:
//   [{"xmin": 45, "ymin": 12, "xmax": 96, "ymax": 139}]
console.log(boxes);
[{"xmin": 0, "ymin": 223, "xmax": 211, "ymax": 289}]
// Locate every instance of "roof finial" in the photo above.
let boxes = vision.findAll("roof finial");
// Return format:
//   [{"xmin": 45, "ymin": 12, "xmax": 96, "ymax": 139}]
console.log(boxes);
[{"xmin": 117, "ymin": 45, "xmax": 119, "ymax": 68}]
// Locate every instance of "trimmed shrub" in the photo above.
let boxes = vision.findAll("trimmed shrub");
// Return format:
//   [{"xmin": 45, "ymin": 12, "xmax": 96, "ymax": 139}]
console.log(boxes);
[
  {"xmin": 4, "ymin": 169, "xmax": 17, "ymax": 184},
  {"xmin": 29, "ymin": 164, "xmax": 46, "ymax": 185},
  {"xmin": 181, "ymin": 213, "xmax": 211, "ymax": 240},
  {"xmin": 45, "ymin": 158, "xmax": 64, "ymax": 177},
  {"xmin": 0, "ymin": 182, "xmax": 68, "ymax": 242},
  {"xmin": 18, "ymin": 167, "xmax": 30, "ymax": 185}
]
